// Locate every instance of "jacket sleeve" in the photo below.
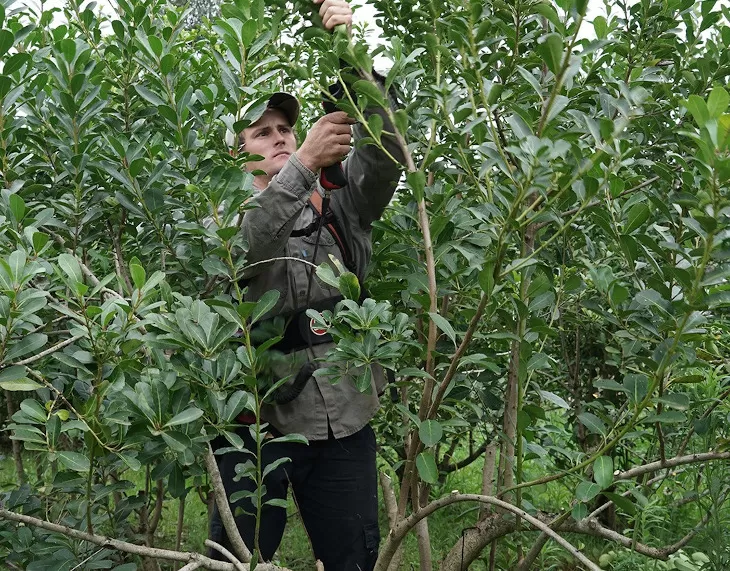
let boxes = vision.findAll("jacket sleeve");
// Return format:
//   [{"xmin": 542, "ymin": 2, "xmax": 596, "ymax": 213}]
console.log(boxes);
[
  {"xmin": 240, "ymin": 153, "xmax": 317, "ymax": 277},
  {"xmin": 338, "ymin": 104, "xmax": 405, "ymax": 229}
]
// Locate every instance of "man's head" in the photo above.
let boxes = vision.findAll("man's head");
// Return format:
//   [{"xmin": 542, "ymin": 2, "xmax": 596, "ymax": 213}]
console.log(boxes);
[{"xmin": 239, "ymin": 93, "xmax": 300, "ymax": 189}]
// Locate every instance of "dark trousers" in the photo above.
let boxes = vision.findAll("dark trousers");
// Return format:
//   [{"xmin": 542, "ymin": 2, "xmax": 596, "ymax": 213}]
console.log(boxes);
[{"xmin": 209, "ymin": 424, "xmax": 380, "ymax": 571}]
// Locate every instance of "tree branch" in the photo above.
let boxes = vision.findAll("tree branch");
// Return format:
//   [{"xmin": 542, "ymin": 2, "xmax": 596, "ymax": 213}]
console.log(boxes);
[
  {"xmin": 12, "ymin": 334, "xmax": 85, "ymax": 366},
  {"xmin": 205, "ymin": 444, "xmax": 252, "ymax": 564},
  {"xmin": 561, "ymin": 514, "xmax": 711, "ymax": 560},
  {"xmin": 0, "ymin": 508, "xmax": 232, "ymax": 570},
  {"xmin": 376, "ymin": 493, "xmax": 601, "ymax": 571},
  {"xmin": 614, "ymin": 451, "xmax": 730, "ymax": 481},
  {"xmin": 205, "ymin": 540, "xmax": 247, "ymax": 571}
]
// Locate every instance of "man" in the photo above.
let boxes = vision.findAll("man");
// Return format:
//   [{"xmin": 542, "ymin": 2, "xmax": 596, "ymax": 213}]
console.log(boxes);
[{"xmin": 209, "ymin": 1, "xmax": 403, "ymax": 569}]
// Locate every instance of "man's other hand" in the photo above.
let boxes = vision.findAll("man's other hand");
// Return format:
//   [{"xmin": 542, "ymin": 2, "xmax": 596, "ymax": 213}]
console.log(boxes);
[
  {"xmin": 296, "ymin": 112, "xmax": 356, "ymax": 172},
  {"xmin": 314, "ymin": 0, "xmax": 353, "ymax": 31}
]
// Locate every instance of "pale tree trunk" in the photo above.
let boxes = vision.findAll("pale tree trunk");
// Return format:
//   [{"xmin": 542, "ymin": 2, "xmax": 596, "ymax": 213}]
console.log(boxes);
[
  {"xmin": 380, "ymin": 471, "xmax": 406, "ymax": 571},
  {"xmin": 5, "ymin": 390, "xmax": 26, "ymax": 484},
  {"xmin": 416, "ymin": 484, "xmax": 432, "ymax": 571},
  {"xmin": 479, "ymin": 443, "xmax": 497, "ymax": 520}
]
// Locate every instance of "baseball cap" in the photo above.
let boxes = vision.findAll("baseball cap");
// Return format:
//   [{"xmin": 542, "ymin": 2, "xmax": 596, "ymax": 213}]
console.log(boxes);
[{"xmin": 267, "ymin": 92, "xmax": 300, "ymax": 126}]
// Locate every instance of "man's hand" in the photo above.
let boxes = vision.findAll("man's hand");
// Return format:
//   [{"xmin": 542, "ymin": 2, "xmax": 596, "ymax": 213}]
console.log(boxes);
[
  {"xmin": 296, "ymin": 112, "xmax": 356, "ymax": 172},
  {"xmin": 313, "ymin": 0, "xmax": 353, "ymax": 31}
]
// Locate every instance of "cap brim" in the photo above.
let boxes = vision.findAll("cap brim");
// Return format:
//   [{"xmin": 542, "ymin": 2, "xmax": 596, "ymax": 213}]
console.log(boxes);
[{"xmin": 267, "ymin": 92, "xmax": 300, "ymax": 127}]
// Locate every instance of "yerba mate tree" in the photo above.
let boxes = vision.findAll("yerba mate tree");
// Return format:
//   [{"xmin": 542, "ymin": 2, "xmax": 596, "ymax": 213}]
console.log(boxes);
[{"xmin": 0, "ymin": 0, "xmax": 728, "ymax": 570}]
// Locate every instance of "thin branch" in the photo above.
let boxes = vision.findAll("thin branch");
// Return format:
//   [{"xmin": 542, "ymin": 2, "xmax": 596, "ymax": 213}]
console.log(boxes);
[
  {"xmin": 426, "ymin": 292, "xmax": 489, "ymax": 419},
  {"xmin": 0, "ymin": 508, "xmax": 233, "ymax": 570},
  {"xmin": 205, "ymin": 444, "xmax": 252, "ymax": 564},
  {"xmin": 614, "ymin": 451, "xmax": 730, "ymax": 481},
  {"xmin": 204, "ymin": 540, "xmax": 247, "ymax": 571},
  {"xmin": 178, "ymin": 563, "xmax": 204, "ymax": 571},
  {"xmin": 562, "ymin": 514, "xmax": 712, "ymax": 560},
  {"xmin": 12, "ymin": 334, "xmax": 85, "ymax": 366},
  {"xmin": 376, "ymin": 494, "xmax": 600, "ymax": 571}
]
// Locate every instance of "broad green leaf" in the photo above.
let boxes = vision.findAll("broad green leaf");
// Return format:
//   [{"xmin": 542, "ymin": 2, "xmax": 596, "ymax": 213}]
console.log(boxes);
[
  {"xmin": 130, "ymin": 262, "xmax": 146, "ymax": 290},
  {"xmin": 575, "ymin": 480, "xmax": 601, "ymax": 502},
  {"xmin": 339, "ymin": 272, "xmax": 361, "ymax": 301},
  {"xmin": 593, "ymin": 456, "xmax": 613, "ymax": 489},
  {"xmin": 168, "ymin": 463, "xmax": 186, "ymax": 498},
  {"xmin": 624, "ymin": 373, "xmax": 649, "ymax": 403},
  {"xmin": 0, "ymin": 30, "xmax": 14, "ymax": 58},
  {"xmin": 707, "ymin": 86, "xmax": 729, "ymax": 118},
  {"xmin": 418, "ymin": 420, "xmax": 443, "ymax": 447},
  {"xmin": 685, "ymin": 94, "xmax": 709, "ymax": 127},
  {"xmin": 352, "ymin": 79, "xmax": 385, "ymax": 106},
  {"xmin": 428, "ymin": 312, "xmax": 456, "ymax": 347},
  {"xmin": 5, "ymin": 333, "xmax": 47, "ymax": 362},
  {"xmin": 164, "ymin": 407, "xmax": 203, "ymax": 428},
  {"xmin": 653, "ymin": 393, "xmax": 690, "ymax": 411},
  {"xmin": 642, "ymin": 411, "xmax": 686, "ymax": 424},
  {"xmin": 572, "ymin": 503, "xmax": 587, "ymax": 521},
  {"xmin": 315, "ymin": 263, "xmax": 339, "ymax": 289},
  {"xmin": 58, "ymin": 451, "xmax": 90, "ymax": 472},
  {"xmin": 161, "ymin": 431, "xmax": 193, "ymax": 453},
  {"xmin": 407, "ymin": 171, "xmax": 426, "ymax": 202},
  {"xmin": 9, "ymin": 193, "xmax": 25, "ymax": 221},
  {"xmin": 58, "ymin": 254, "xmax": 83, "ymax": 284},
  {"xmin": 250, "ymin": 290, "xmax": 280, "ymax": 325},
  {"xmin": 19, "ymin": 399, "xmax": 47, "ymax": 423},
  {"xmin": 604, "ymin": 492, "xmax": 636, "ymax": 515},
  {"xmin": 577, "ymin": 412, "xmax": 606, "ymax": 435},
  {"xmin": 415, "ymin": 451, "xmax": 439, "ymax": 484},
  {"xmin": 624, "ymin": 203, "xmax": 650, "ymax": 234},
  {"xmin": 536, "ymin": 33, "xmax": 563, "ymax": 74}
]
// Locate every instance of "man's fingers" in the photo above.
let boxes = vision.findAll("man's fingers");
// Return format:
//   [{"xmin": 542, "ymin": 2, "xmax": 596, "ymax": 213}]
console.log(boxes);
[
  {"xmin": 326, "ymin": 111, "xmax": 357, "ymax": 124},
  {"xmin": 318, "ymin": 0, "xmax": 352, "ymax": 30}
]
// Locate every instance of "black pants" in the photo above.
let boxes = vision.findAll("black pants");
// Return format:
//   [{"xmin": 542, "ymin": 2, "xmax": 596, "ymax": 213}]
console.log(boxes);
[{"xmin": 209, "ymin": 424, "xmax": 380, "ymax": 571}]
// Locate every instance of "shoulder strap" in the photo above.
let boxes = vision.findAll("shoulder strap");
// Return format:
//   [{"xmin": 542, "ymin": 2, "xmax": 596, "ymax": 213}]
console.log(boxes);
[{"xmin": 309, "ymin": 191, "xmax": 356, "ymax": 273}]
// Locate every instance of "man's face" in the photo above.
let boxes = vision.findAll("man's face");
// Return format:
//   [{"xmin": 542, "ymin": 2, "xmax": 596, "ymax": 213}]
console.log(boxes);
[{"xmin": 241, "ymin": 108, "xmax": 297, "ymax": 181}]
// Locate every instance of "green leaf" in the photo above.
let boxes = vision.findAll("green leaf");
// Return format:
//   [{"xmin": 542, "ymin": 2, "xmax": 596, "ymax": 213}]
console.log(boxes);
[
  {"xmin": 315, "ymin": 263, "xmax": 339, "ymax": 289},
  {"xmin": 415, "ymin": 451, "xmax": 439, "ymax": 484},
  {"xmin": 593, "ymin": 456, "xmax": 613, "ymax": 489},
  {"xmin": 536, "ymin": 33, "xmax": 563, "ymax": 75},
  {"xmin": 707, "ymin": 86, "xmax": 729, "ymax": 118},
  {"xmin": 407, "ymin": 171, "xmax": 426, "ymax": 201},
  {"xmin": 653, "ymin": 393, "xmax": 690, "ymax": 411},
  {"xmin": 32, "ymin": 232, "xmax": 49, "ymax": 254},
  {"xmin": 577, "ymin": 412, "xmax": 606, "ymax": 435},
  {"xmin": 19, "ymin": 399, "xmax": 47, "ymax": 423},
  {"xmin": 9, "ymin": 193, "xmax": 25, "ymax": 221},
  {"xmin": 642, "ymin": 411, "xmax": 686, "ymax": 424},
  {"xmin": 352, "ymin": 79, "xmax": 385, "ymax": 106},
  {"xmin": 164, "ymin": 407, "xmax": 203, "ymax": 428},
  {"xmin": 603, "ymin": 492, "xmax": 636, "ymax": 515},
  {"xmin": 5, "ymin": 333, "xmax": 47, "ymax": 362},
  {"xmin": 576, "ymin": 480, "xmax": 602, "ymax": 502},
  {"xmin": 338, "ymin": 272, "xmax": 361, "ymax": 301},
  {"xmin": 130, "ymin": 262, "xmax": 145, "ymax": 290},
  {"xmin": 478, "ymin": 262, "xmax": 495, "ymax": 295},
  {"xmin": 418, "ymin": 420, "xmax": 443, "ymax": 447},
  {"xmin": 0, "ymin": 30, "xmax": 14, "ymax": 58},
  {"xmin": 58, "ymin": 451, "xmax": 90, "ymax": 472},
  {"xmin": 572, "ymin": 503, "xmax": 587, "ymax": 521},
  {"xmin": 162, "ymin": 431, "xmax": 193, "ymax": 453},
  {"xmin": 685, "ymin": 94, "xmax": 709, "ymax": 127},
  {"xmin": 250, "ymin": 290, "xmax": 280, "ymax": 325},
  {"xmin": 624, "ymin": 203, "xmax": 650, "ymax": 234},
  {"xmin": 58, "ymin": 254, "xmax": 83, "ymax": 284},
  {"xmin": 428, "ymin": 312, "xmax": 456, "ymax": 347}
]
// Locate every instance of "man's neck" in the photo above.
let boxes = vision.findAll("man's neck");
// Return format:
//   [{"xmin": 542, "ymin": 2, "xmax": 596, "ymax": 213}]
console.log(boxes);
[{"xmin": 254, "ymin": 174, "xmax": 272, "ymax": 190}]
